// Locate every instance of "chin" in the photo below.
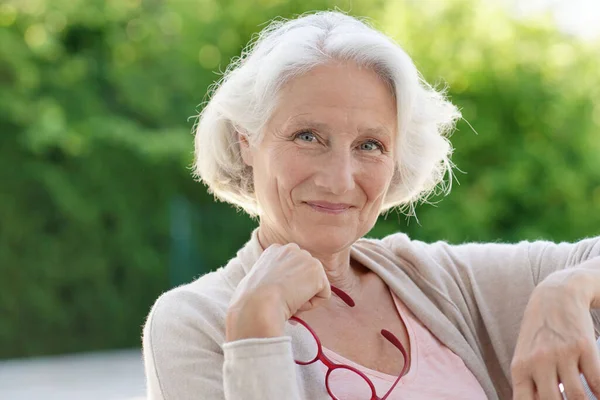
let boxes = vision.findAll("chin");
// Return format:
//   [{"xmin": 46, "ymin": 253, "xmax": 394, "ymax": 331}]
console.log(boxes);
[{"xmin": 294, "ymin": 225, "xmax": 359, "ymax": 254}]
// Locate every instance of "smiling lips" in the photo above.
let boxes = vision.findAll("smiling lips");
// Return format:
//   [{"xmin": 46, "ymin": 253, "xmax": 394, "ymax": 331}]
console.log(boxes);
[{"xmin": 304, "ymin": 201, "xmax": 353, "ymax": 214}]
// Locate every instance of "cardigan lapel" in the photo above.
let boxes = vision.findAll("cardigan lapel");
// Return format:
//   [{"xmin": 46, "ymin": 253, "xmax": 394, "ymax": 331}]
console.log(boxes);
[
  {"xmin": 229, "ymin": 230, "xmax": 498, "ymax": 399},
  {"xmin": 351, "ymin": 241, "xmax": 498, "ymax": 400}
]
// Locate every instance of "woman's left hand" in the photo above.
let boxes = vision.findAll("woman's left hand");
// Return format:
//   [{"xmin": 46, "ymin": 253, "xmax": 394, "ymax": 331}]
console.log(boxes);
[{"xmin": 511, "ymin": 269, "xmax": 600, "ymax": 400}]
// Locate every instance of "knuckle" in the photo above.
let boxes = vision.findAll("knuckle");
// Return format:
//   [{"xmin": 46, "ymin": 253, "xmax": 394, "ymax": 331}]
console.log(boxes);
[
  {"xmin": 558, "ymin": 343, "xmax": 578, "ymax": 358},
  {"xmin": 510, "ymin": 358, "xmax": 530, "ymax": 377},
  {"xmin": 308, "ymin": 262, "xmax": 323, "ymax": 277},
  {"xmin": 575, "ymin": 337, "xmax": 590, "ymax": 352},
  {"xmin": 298, "ymin": 248, "xmax": 312, "ymax": 258},
  {"xmin": 315, "ymin": 263, "xmax": 327, "ymax": 278},
  {"xmin": 280, "ymin": 243, "xmax": 301, "ymax": 256},
  {"xmin": 573, "ymin": 339, "xmax": 586, "ymax": 352},
  {"xmin": 556, "ymin": 339, "xmax": 588, "ymax": 360},
  {"xmin": 264, "ymin": 243, "xmax": 281, "ymax": 253},
  {"xmin": 530, "ymin": 349, "xmax": 553, "ymax": 364},
  {"xmin": 319, "ymin": 275, "xmax": 329, "ymax": 290}
]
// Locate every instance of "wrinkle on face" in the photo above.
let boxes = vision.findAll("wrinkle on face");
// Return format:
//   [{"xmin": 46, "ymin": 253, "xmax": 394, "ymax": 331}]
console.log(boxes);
[{"xmin": 247, "ymin": 60, "xmax": 398, "ymax": 288}]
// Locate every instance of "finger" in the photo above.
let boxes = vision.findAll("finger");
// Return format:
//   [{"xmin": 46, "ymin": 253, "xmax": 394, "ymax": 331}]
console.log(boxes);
[
  {"xmin": 532, "ymin": 366, "xmax": 563, "ymax": 400},
  {"xmin": 314, "ymin": 281, "xmax": 331, "ymax": 303},
  {"xmin": 512, "ymin": 375, "xmax": 536, "ymax": 400},
  {"xmin": 579, "ymin": 341, "xmax": 600, "ymax": 397},
  {"xmin": 558, "ymin": 360, "xmax": 587, "ymax": 400},
  {"xmin": 297, "ymin": 299, "xmax": 320, "ymax": 312},
  {"xmin": 265, "ymin": 243, "xmax": 282, "ymax": 252},
  {"xmin": 302, "ymin": 285, "xmax": 331, "ymax": 310}
]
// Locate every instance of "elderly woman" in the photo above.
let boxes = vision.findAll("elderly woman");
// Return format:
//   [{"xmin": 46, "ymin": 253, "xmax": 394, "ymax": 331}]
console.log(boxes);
[{"xmin": 142, "ymin": 11, "xmax": 600, "ymax": 400}]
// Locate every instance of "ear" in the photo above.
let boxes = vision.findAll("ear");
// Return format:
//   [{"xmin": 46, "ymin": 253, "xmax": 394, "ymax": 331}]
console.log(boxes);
[{"xmin": 238, "ymin": 131, "xmax": 254, "ymax": 167}]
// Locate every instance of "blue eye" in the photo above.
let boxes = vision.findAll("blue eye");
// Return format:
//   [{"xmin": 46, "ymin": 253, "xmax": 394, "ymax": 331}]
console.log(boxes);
[
  {"xmin": 295, "ymin": 131, "xmax": 317, "ymax": 142},
  {"xmin": 360, "ymin": 140, "xmax": 383, "ymax": 152}
]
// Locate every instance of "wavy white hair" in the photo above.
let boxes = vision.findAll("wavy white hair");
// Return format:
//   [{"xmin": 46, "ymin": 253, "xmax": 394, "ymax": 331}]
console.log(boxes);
[{"xmin": 193, "ymin": 11, "xmax": 461, "ymax": 217}]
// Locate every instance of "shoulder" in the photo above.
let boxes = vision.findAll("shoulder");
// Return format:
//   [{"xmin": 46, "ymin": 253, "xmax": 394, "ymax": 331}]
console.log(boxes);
[
  {"xmin": 358, "ymin": 231, "xmax": 438, "ymax": 256},
  {"xmin": 144, "ymin": 230, "xmax": 262, "ymax": 346},
  {"xmin": 144, "ymin": 262, "xmax": 241, "ymax": 349},
  {"xmin": 142, "ymin": 259, "xmax": 247, "ymax": 398},
  {"xmin": 355, "ymin": 232, "xmax": 444, "ymax": 266},
  {"xmin": 356, "ymin": 232, "xmax": 539, "ymax": 286},
  {"xmin": 152, "ymin": 268, "xmax": 232, "ymax": 317},
  {"xmin": 372, "ymin": 231, "xmax": 534, "ymax": 265}
]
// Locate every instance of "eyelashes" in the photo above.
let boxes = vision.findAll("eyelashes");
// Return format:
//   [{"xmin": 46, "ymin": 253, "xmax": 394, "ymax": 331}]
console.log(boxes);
[
  {"xmin": 292, "ymin": 130, "xmax": 387, "ymax": 153},
  {"xmin": 294, "ymin": 130, "xmax": 318, "ymax": 143},
  {"xmin": 359, "ymin": 139, "xmax": 385, "ymax": 152}
]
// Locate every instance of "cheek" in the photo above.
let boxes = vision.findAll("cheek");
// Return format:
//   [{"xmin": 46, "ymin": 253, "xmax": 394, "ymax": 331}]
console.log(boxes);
[
  {"xmin": 273, "ymin": 151, "xmax": 310, "ymax": 187},
  {"xmin": 257, "ymin": 149, "xmax": 308, "ymax": 200},
  {"xmin": 361, "ymin": 162, "xmax": 395, "ymax": 203}
]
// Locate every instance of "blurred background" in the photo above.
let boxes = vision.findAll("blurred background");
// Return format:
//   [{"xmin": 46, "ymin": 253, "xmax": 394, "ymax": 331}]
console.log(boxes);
[{"xmin": 0, "ymin": 0, "xmax": 598, "ymax": 398}]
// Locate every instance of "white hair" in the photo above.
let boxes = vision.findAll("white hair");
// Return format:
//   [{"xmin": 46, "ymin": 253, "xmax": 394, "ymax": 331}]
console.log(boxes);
[{"xmin": 193, "ymin": 11, "xmax": 461, "ymax": 217}]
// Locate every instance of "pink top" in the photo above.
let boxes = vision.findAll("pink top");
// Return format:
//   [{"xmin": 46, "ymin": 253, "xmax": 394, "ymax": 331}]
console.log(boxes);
[{"xmin": 319, "ymin": 291, "xmax": 487, "ymax": 399}]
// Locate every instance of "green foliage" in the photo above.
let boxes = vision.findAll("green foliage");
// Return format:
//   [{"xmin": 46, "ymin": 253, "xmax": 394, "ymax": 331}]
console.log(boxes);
[
  {"xmin": 0, "ymin": 0, "xmax": 377, "ymax": 358},
  {"xmin": 370, "ymin": 0, "xmax": 600, "ymax": 243},
  {"xmin": 0, "ymin": 0, "xmax": 598, "ymax": 357}
]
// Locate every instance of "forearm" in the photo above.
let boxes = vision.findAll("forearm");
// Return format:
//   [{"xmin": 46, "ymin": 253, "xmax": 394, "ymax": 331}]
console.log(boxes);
[
  {"xmin": 223, "ymin": 337, "xmax": 302, "ymax": 400},
  {"xmin": 226, "ymin": 307, "xmax": 285, "ymax": 341},
  {"xmin": 224, "ymin": 293, "xmax": 302, "ymax": 399},
  {"xmin": 573, "ymin": 257, "xmax": 600, "ymax": 309},
  {"xmin": 540, "ymin": 256, "xmax": 600, "ymax": 309}
]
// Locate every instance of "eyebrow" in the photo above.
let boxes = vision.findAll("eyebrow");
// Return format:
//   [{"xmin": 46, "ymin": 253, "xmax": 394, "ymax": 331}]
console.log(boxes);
[{"xmin": 286, "ymin": 117, "xmax": 393, "ymax": 140}]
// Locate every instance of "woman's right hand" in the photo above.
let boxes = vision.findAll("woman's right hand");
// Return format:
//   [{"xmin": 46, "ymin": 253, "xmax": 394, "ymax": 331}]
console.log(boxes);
[{"xmin": 225, "ymin": 243, "xmax": 331, "ymax": 342}]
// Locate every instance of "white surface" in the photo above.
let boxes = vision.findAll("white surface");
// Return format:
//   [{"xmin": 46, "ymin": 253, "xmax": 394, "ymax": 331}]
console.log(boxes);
[
  {"xmin": 0, "ymin": 349, "xmax": 146, "ymax": 400},
  {"xmin": 507, "ymin": 0, "xmax": 600, "ymax": 41}
]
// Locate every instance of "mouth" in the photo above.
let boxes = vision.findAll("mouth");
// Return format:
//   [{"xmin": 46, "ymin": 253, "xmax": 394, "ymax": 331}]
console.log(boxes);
[{"xmin": 304, "ymin": 201, "xmax": 353, "ymax": 215}]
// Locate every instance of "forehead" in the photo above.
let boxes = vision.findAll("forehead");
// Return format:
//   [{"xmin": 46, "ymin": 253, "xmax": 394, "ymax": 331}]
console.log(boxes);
[{"xmin": 267, "ymin": 62, "xmax": 397, "ymax": 136}]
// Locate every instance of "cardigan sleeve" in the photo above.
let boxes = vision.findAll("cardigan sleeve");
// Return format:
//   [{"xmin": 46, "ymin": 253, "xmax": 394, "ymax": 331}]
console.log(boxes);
[
  {"xmin": 381, "ymin": 233, "xmax": 600, "ymax": 323},
  {"xmin": 527, "ymin": 236, "xmax": 600, "ymax": 284},
  {"xmin": 142, "ymin": 286, "xmax": 303, "ymax": 400},
  {"xmin": 380, "ymin": 232, "xmax": 600, "ymax": 393}
]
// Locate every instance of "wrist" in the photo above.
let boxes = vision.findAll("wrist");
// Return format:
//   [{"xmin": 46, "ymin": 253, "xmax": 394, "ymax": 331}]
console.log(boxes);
[
  {"xmin": 569, "ymin": 268, "xmax": 600, "ymax": 309},
  {"xmin": 226, "ymin": 292, "xmax": 287, "ymax": 342},
  {"xmin": 539, "ymin": 268, "xmax": 595, "ymax": 308}
]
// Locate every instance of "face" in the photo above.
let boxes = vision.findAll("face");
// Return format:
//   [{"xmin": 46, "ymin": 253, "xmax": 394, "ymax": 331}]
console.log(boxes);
[{"xmin": 240, "ymin": 61, "xmax": 397, "ymax": 255}]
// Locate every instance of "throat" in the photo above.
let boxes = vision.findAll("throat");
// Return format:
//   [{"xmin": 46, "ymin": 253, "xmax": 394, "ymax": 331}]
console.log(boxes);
[{"xmin": 325, "ymin": 260, "xmax": 373, "ymax": 300}]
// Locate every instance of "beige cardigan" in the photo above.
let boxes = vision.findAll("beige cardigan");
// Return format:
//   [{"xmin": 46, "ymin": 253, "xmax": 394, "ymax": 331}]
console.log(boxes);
[{"xmin": 142, "ymin": 229, "xmax": 600, "ymax": 399}]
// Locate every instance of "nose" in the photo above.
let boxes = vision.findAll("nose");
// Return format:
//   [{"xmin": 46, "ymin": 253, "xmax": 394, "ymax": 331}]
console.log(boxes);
[{"xmin": 313, "ymin": 150, "xmax": 356, "ymax": 195}]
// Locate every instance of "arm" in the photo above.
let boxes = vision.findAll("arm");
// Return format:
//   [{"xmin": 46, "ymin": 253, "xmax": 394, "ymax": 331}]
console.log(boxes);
[
  {"xmin": 142, "ymin": 290, "xmax": 225, "ymax": 399},
  {"xmin": 569, "ymin": 256, "xmax": 600, "ymax": 310},
  {"xmin": 529, "ymin": 236, "xmax": 600, "ymax": 286},
  {"xmin": 535, "ymin": 256, "xmax": 600, "ymax": 334},
  {"xmin": 380, "ymin": 232, "xmax": 600, "ymax": 397},
  {"xmin": 529, "ymin": 238, "xmax": 600, "ymax": 334},
  {"xmin": 142, "ymin": 287, "xmax": 303, "ymax": 400},
  {"xmin": 510, "ymin": 256, "xmax": 600, "ymax": 399},
  {"xmin": 381, "ymin": 233, "xmax": 600, "ymax": 330}
]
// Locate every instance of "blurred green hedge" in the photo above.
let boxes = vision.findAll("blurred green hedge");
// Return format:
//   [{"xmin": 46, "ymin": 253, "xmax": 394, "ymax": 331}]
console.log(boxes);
[
  {"xmin": 0, "ymin": 0, "xmax": 598, "ymax": 357},
  {"xmin": 371, "ymin": 1, "xmax": 600, "ymax": 243}
]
